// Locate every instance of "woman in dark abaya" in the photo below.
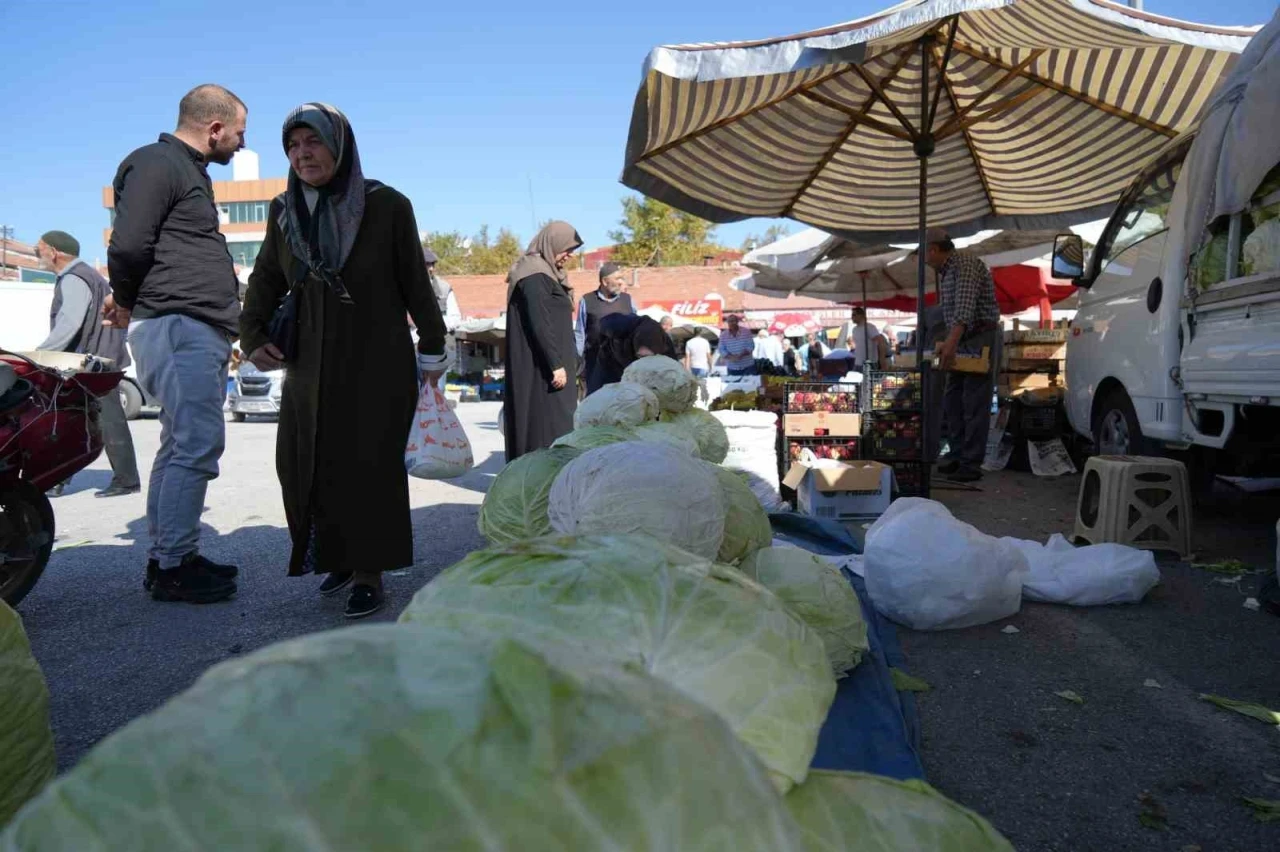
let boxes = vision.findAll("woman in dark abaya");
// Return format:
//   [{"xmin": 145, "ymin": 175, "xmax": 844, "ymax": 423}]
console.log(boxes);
[
  {"xmin": 503, "ymin": 222, "xmax": 582, "ymax": 460},
  {"xmin": 586, "ymin": 313, "xmax": 676, "ymax": 394},
  {"xmin": 241, "ymin": 103, "xmax": 448, "ymax": 619}
]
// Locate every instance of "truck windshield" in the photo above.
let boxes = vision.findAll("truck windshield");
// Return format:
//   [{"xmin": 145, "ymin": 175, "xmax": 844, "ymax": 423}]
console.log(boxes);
[{"xmin": 1100, "ymin": 158, "xmax": 1183, "ymax": 268}]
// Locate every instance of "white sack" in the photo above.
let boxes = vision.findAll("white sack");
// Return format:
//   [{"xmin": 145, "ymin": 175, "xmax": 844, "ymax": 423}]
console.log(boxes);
[
  {"xmin": 712, "ymin": 410, "xmax": 784, "ymax": 511},
  {"xmin": 1004, "ymin": 534, "xmax": 1161, "ymax": 606}
]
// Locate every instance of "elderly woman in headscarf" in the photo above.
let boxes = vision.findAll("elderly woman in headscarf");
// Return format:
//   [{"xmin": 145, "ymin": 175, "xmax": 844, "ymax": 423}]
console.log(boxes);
[
  {"xmin": 586, "ymin": 313, "xmax": 676, "ymax": 395},
  {"xmin": 503, "ymin": 221, "xmax": 582, "ymax": 460},
  {"xmin": 240, "ymin": 103, "xmax": 449, "ymax": 619}
]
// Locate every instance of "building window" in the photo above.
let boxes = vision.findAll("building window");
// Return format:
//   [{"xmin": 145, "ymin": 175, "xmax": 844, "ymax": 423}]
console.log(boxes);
[
  {"xmin": 220, "ymin": 201, "xmax": 270, "ymax": 224},
  {"xmin": 228, "ymin": 241, "xmax": 263, "ymax": 268}
]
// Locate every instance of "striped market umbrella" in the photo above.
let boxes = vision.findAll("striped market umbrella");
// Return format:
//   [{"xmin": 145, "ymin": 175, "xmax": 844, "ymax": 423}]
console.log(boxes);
[{"xmin": 622, "ymin": 0, "xmax": 1257, "ymax": 368}]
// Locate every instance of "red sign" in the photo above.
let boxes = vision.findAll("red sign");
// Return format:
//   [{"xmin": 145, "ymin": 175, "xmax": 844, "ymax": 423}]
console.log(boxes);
[{"xmin": 641, "ymin": 297, "xmax": 723, "ymax": 327}]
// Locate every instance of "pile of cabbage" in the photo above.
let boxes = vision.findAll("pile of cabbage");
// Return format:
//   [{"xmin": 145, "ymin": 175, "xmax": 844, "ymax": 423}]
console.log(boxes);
[{"xmin": 2, "ymin": 364, "xmax": 1012, "ymax": 850}]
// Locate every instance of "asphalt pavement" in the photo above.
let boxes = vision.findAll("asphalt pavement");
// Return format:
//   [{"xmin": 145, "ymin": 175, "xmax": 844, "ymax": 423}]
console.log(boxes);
[{"xmin": 15, "ymin": 402, "xmax": 1280, "ymax": 850}]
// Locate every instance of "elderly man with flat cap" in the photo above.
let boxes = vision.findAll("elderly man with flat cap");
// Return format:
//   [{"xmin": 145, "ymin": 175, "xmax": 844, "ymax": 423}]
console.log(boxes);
[
  {"xmin": 35, "ymin": 230, "xmax": 141, "ymax": 498},
  {"xmin": 574, "ymin": 261, "xmax": 634, "ymax": 394},
  {"xmin": 923, "ymin": 226, "xmax": 1002, "ymax": 483}
]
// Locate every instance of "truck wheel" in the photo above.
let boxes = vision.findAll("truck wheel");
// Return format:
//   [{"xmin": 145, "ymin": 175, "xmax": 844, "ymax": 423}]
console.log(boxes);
[
  {"xmin": 231, "ymin": 412, "xmax": 247, "ymax": 423},
  {"xmin": 119, "ymin": 380, "xmax": 144, "ymax": 420},
  {"xmin": 1092, "ymin": 388, "xmax": 1149, "ymax": 456}
]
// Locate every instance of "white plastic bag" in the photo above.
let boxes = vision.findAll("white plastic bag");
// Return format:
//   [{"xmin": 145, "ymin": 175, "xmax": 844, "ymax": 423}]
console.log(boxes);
[
  {"xmin": 864, "ymin": 499, "xmax": 1028, "ymax": 630},
  {"xmin": 1004, "ymin": 534, "xmax": 1160, "ymax": 606},
  {"xmin": 712, "ymin": 409, "xmax": 785, "ymax": 511},
  {"xmin": 406, "ymin": 383, "xmax": 474, "ymax": 479}
]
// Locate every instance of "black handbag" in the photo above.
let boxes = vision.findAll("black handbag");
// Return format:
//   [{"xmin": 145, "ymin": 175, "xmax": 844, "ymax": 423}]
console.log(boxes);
[{"xmin": 266, "ymin": 267, "xmax": 307, "ymax": 361}]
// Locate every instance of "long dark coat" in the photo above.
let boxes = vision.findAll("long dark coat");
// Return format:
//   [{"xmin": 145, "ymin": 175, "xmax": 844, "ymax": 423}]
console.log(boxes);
[
  {"xmin": 504, "ymin": 273, "xmax": 576, "ymax": 460},
  {"xmin": 240, "ymin": 188, "xmax": 446, "ymax": 575}
]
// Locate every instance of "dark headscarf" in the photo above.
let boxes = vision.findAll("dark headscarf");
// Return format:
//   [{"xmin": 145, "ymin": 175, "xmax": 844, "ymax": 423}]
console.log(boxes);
[
  {"xmin": 587, "ymin": 313, "xmax": 677, "ymax": 393},
  {"xmin": 505, "ymin": 221, "xmax": 582, "ymax": 299},
  {"xmin": 277, "ymin": 102, "xmax": 383, "ymax": 303}
]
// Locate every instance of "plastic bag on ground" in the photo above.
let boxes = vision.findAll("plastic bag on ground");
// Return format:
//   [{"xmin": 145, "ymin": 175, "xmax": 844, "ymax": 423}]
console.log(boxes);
[
  {"xmin": 864, "ymin": 499, "xmax": 1028, "ymax": 630},
  {"xmin": 1003, "ymin": 533, "xmax": 1161, "ymax": 605},
  {"xmin": 713, "ymin": 409, "xmax": 785, "ymax": 511},
  {"xmin": 406, "ymin": 383, "xmax": 474, "ymax": 479}
]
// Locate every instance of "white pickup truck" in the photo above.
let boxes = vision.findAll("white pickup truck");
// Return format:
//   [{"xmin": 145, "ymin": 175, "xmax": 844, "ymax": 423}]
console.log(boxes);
[{"xmin": 1052, "ymin": 19, "xmax": 1280, "ymax": 491}]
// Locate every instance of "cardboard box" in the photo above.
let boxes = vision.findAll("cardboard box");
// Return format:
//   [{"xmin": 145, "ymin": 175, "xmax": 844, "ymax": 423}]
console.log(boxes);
[
  {"xmin": 1004, "ymin": 358, "xmax": 1064, "ymax": 373},
  {"xmin": 1005, "ymin": 343, "xmax": 1067, "ymax": 360},
  {"xmin": 783, "ymin": 412, "xmax": 863, "ymax": 438},
  {"xmin": 934, "ymin": 346, "xmax": 990, "ymax": 374},
  {"xmin": 783, "ymin": 460, "xmax": 893, "ymax": 520},
  {"xmin": 1003, "ymin": 328, "xmax": 1069, "ymax": 344},
  {"xmin": 998, "ymin": 372, "xmax": 1061, "ymax": 395}
]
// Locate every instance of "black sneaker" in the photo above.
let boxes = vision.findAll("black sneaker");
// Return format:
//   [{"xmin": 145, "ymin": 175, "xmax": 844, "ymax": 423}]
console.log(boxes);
[
  {"xmin": 144, "ymin": 556, "xmax": 237, "ymax": 591},
  {"xmin": 947, "ymin": 466, "xmax": 984, "ymax": 483},
  {"xmin": 151, "ymin": 555, "xmax": 237, "ymax": 604},
  {"xmin": 344, "ymin": 585, "xmax": 384, "ymax": 619},
  {"xmin": 936, "ymin": 458, "xmax": 961, "ymax": 475},
  {"xmin": 319, "ymin": 572, "xmax": 354, "ymax": 596}
]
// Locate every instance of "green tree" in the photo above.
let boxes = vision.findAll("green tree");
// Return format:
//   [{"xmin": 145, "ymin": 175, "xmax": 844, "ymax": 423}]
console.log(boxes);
[
  {"xmin": 422, "ymin": 226, "xmax": 524, "ymax": 275},
  {"xmin": 741, "ymin": 223, "xmax": 791, "ymax": 252},
  {"xmin": 608, "ymin": 197, "xmax": 721, "ymax": 267}
]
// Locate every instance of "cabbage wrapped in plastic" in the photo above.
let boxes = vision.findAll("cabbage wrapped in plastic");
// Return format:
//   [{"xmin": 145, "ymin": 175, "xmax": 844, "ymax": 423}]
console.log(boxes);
[
  {"xmin": 477, "ymin": 447, "xmax": 582, "ymax": 545},
  {"xmin": 401, "ymin": 535, "xmax": 836, "ymax": 792},
  {"xmin": 708, "ymin": 464, "xmax": 773, "ymax": 565},
  {"xmin": 573, "ymin": 381, "xmax": 659, "ymax": 429},
  {"xmin": 633, "ymin": 421, "xmax": 699, "ymax": 456},
  {"xmin": 1, "ymin": 626, "xmax": 804, "ymax": 852},
  {"xmin": 622, "ymin": 355, "xmax": 697, "ymax": 414},
  {"xmin": 551, "ymin": 424, "xmax": 636, "ymax": 450},
  {"xmin": 661, "ymin": 408, "xmax": 730, "ymax": 463},
  {"xmin": 548, "ymin": 442, "xmax": 725, "ymax": 560},
  {"xmin": 0, "ymin": 602, "xmax": 55, "ymax": 827},
  {"xmin": 784, "ymin": 770, "xmax": 1014, "ymax": 851},
  {"xmin": 739, "ymin": 546, "xmax": 869, "ymax": 678}
]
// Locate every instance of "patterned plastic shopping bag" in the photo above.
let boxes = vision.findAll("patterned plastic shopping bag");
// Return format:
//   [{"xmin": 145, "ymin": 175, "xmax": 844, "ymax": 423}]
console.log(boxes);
[{"xmin": 406, "ymin": 383, "xmax": 474, "ymax": 479}]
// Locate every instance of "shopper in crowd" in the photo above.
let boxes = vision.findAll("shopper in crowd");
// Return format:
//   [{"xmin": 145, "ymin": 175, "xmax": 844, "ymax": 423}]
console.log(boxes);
[
  {"xmin": 717, "ymin": 314, "xmax": 756, "ymax": 375},
  {"xmin": 240, "ymin": 102, "xmax": 449, "ymax": 619},
  {"xmin": 781, "ymin": 337, "xmax": 802, "ymax": 376},
  {"xmin": 105, "ymin": 84, "xmax": 246, "ymax": 604},
  {"xmin": 925, "ymin": 226, "xmax": 1001, "ymax": 483},
  {"xmin": 36, "ymin": 230, "xmax": 140, "ymax": 499},
  {"xmin": 837, "ymin": 306, "xmax": 881, "ymax": 370},
  {"xmin": 588, "ymin": 312, "xmax": 676, "ymax": 392},
  {"xmin": 504, "ymin": 221, "xmax": 582, "ymax": 459},
  {"xmin": 683, "ymin": 328, "xmax": 713, "ymax": 404},
  {"xmin": 575, "ymin": 261, "xmax": 633, "ymax": 387}
]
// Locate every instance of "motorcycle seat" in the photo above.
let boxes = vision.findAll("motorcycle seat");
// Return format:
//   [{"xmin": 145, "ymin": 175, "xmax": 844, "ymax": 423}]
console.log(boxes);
[{"xmin": 0, "ymin": 364, "xmax": 34, "ymax": 413}]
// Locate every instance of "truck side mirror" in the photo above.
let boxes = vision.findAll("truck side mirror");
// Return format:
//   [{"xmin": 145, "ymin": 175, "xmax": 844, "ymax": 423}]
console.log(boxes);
[{"xmin": 1051, "ymin": 234, "xmax": 1085, "ymax": 281}]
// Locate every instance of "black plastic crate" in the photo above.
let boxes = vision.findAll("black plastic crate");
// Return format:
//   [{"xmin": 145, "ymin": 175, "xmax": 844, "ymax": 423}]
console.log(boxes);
[
  {"xmin": 784, "ymin": 382, "xmax": 860, "ymax": 413},
  {"xmin": 867, "ymin": 436, "xmax": 922, "ymax": 460},
  {"xmin": 887, "ymin": 461, "xmax": 929, "ymax": 497},
  {"xmin": 866, "ymin": 370, "xmax": 923, "ymax": 411},
  {"xmin": 1018, "ymin": 404, "xmax": 1059, "ymax": 437}
]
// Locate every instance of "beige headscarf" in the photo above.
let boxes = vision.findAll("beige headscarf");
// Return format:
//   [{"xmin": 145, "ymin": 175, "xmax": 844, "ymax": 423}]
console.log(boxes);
[{"xmin": 506, "ymin": 220, "xmax": 583, "ymax": 298}]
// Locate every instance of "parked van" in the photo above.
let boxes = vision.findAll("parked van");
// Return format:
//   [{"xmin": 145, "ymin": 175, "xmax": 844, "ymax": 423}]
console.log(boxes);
[{"xmin": 1052, "ymin": 17, "xmax": 1280, "ymax": 489}]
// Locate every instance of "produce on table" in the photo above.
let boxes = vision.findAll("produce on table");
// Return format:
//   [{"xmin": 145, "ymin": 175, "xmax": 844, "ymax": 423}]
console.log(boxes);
[
  {"xmin": 622, "ymin": 355, "xmax": 697, "ymax": 414},
  {"xmin": 784, "ymin": 770, "xmax": 1015, "ymax": 851},
  {"xmin": 786, "ymin": 389, "xmax": 858, "ymax": 413},
  {"xmin": 573, "ymin": 381, "xmax": 659, "ymax": 429},
  {"xmin": 477, "ymin": 446, "xmax": 583, "ymax": 545},
  {"xmin": 0, "ymin": 602, "xmax": 55, "ymax": 827},
  {"xmin": 400, "ymin": 534, "xmax": 836, "ymax": 792},
  {"xmin": 547, "ymin": 442, "xmax": 726, "ymax": 560},
  {"xmin": 789, "ymin": 440, "xmax": 861, "ymax": 461},
  {"xmin": 632, "ymin": 421, "xmax": 699, "ymax": 456},
  {"xmin": 550, "ymin": 424, "xmax": 637, "ymax": 450},
  {"xmin": 709, "ymin": 389, "xmax": 759, "ymax": 411},
  {"xmin": 708, "ymin": 464, "xmax": 773, "ymax": 565},
  {"xmin": 0, "ymin": 626, "xmax": 804, "ymax": 851},
  {"xmin": 660, "ymin": 408, "xmax": 730, "ymax": 463},
  {"xmin": 739, "ymin": 546, "xmax": 869, "ymax": 678}
]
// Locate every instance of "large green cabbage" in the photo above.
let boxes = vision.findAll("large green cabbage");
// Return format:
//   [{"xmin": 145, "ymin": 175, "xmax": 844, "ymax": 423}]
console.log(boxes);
[
  {"xmin": 661, "ymin": 408, "xmax": 730, "ymax": 463},
  {"xmin": 547, "ymin": 442, "xmax": 726, "ymax": 560},
  {"xmin": 400, "ymin": 535, "xmax": 836, "ymax": 792},
  {"xmin": 622, "ymin": 355, "xmax": 697, "ymax": 414},
  {"xmin": 739, "ymin": 546, "xmax": 869, "ymax": 678},
  {"xmin": 574, "ymin": 381, "xmax": 659, "ymax": 429},
  {"xmin": 0, "ymin": 601, "xmax": 55, "ymax": 827},
  {"xmin": 633, "ymin": 421, "xmax": 699, "ymax": 456},
  {"xmin": 2, "ymin": 626, "xmax": 804, "ymax": 851},
  {"xmin": 477, "ymin": 446, "xmax": 582, "ymax": 545},
  {"xmin": 784, "ymin": 770, "xmax": 1014, "ymax": 851},
  {"xmin": 551, "ymin": 424, "xmax": 636, "ymax": 450},
  {"xmin": 708, "ymin": 464, "xmax": 773, "ymax": 565}
]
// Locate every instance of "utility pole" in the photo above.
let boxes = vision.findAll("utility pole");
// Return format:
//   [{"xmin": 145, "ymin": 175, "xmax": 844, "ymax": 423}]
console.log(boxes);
[
  {"xmin": 0, "ymin": 225, "xmax": 14, "ymax": 278},
  {"xmin": 1129, "ymin": 0, "xmax": 1143, "ymax": 10}
]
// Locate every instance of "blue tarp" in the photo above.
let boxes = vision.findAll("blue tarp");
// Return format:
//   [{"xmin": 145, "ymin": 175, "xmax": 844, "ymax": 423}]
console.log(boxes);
[{"xmin": 769, "ymin": 513, "xmax": 926, "ymax": 782}]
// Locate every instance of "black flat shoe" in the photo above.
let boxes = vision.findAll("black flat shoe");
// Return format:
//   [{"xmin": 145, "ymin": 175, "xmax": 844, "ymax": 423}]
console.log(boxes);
[
  {"xmin": 319, "ymin": 572, "xmax": 353, "ymax": 596},
  {"xmin": 95, "ymin": 485, "xmax": 141, "ymax": 498},
  {"xmin": 344, "ymin": 585, "xmax": 384, "ymax": 620}
]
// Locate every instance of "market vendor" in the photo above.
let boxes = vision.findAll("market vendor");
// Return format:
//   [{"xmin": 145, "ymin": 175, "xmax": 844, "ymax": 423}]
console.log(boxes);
[
  {"xmin": 575, "ymin": 261, "xmax": 634, "ymax": 385},
  {"xmin": 587, "ymin": 312, "xmax": 676, "ymax": 393},
  {"xmin": 717, "ymin": 314, "xmax": 756, "ymax": 375},
  {"xmin": 925, "ymin": 227, "xmax": 1001, "ymax": 483}
]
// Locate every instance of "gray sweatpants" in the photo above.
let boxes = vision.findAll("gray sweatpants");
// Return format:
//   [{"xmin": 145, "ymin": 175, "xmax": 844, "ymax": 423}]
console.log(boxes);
[{"xmin": 127, "ymin": 315, "xmax": 231, "ymax": 569}]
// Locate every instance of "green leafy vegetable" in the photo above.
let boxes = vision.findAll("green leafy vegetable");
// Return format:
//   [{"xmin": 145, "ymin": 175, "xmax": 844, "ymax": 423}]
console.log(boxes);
[
  {"xmin": 1241, "ymin": 797, "xmax": 1280, "ymax": 823},
  {"xmin": 551, "ymin": 424, "xmax": 637, "ymax": 450},
  {"xmin": 0, "ymin": 601, "xmax": 55, "ymax": 827},
  {"xmin": 709, "ymin": 465, "xmax": 773, "ymax": 566},
  {"xmin": 1055, "ymin": 690, "xmax": 1085, "ymax": 705},
  {"xmin": 400, "ymin": 534, "xmax": 836, "ymax": 792},
  {"xmin": 1, "ymin": 627, "xmax": 803, "ymax": 851},
  {"xmin": 573, "ymin": 381, "xmax": 659, "ymax": 429},
  {"xmin": 477, "ymin": 446, "xmax": 582, "ymax": 545},
  {"xmin": 1199, "ymin": 693, "xmax": 1280, "ymax": 725},
  {"xmin": 632, "ymin": 421, "xmax": 699, "ymax": 456},
  {"xmin": 660, "ymin": 408, "xmax": 730, "ymax": 463},
  {"xmin": 739, "ymin": 546, "xmax": 868, "ymax": 677},
  {"xmin": 890, "ymin": 669, "xmax": 932, "ymax": 693},
  {"xmin": 622, "ymin": 355, "xmax": 697, "ymax": 414}
]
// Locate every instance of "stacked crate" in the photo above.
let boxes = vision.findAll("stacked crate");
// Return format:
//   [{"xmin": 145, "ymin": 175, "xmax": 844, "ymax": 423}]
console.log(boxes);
[
  {"xmin": 862, "ymin": 369, "xmax": 929, "ymax": 498},
  {"xmin": 1000, "ymin": 322, "xmax": 1068, "ymax": 399},
  {"xmin": 782, "ymin": 382, "xmax": 862, "ymax": 464}
]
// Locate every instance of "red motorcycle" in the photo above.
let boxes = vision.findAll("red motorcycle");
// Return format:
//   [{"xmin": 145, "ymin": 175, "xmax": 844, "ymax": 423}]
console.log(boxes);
[{"xmin": 0, "ymin": 350, "xmax": 123, "ymax": 607}]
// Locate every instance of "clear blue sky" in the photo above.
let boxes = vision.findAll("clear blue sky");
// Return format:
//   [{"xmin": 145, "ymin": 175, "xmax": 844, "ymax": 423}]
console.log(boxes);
[{"xmin": 0, "ymin": 0, "xmax": 1272, "ymax": 261}]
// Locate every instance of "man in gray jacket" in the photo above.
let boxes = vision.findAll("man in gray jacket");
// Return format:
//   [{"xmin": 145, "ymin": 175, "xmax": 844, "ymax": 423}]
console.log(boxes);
[
  {"xmin": 35, "ymin": 230, "xmax": 140, "ymax": 499},
  {"xmin": 105, "ymin": 84, "xmax": 246, "ymax": 604}
]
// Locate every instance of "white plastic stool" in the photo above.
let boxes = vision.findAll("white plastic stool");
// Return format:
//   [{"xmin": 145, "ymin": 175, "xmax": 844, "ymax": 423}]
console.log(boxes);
[{"xmin": 1074, "ymin": 455, "xmax": 1192, "ymax": 557}]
